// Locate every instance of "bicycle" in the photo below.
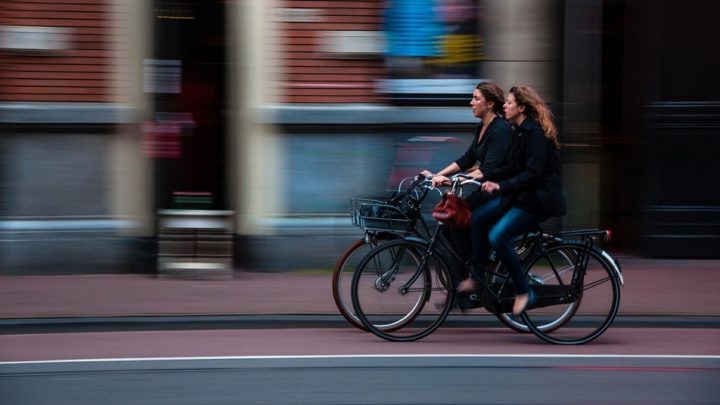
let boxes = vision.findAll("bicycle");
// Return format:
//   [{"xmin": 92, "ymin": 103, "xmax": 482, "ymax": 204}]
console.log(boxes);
[
  {"xmin": 334, "ymin": 174, "xmax": 586, "ymax": 335},
  {"xmin": 349, "ymin": 175, "xmax": 624, "ymax": 344},
  {"xmin": 334, "ymin": 175, "xmax": 532, "ymax": 333}
]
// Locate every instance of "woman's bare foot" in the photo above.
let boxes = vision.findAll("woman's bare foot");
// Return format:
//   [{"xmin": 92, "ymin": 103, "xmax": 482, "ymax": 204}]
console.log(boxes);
[
  {"xmin": 512, "ymin": 289, "xmax": 536, "ymax": 316},
  {"xmin": 512, "ymin": 293, "xmax": 529, "ymax": 316},
  {"xmin": 457, "ymin": 277, "xmax": 479, "ymax": 293}
]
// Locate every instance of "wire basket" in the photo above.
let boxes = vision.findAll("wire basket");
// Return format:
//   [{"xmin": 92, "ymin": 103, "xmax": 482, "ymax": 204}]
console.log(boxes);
[{"xmin": 351, "ymin": 198, "xmax": 414, "ymax": 233}]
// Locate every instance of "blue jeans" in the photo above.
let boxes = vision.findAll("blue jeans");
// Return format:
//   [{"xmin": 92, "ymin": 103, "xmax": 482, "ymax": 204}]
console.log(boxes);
[{"xmin": 470, "ymin": 197, "xmax": 542, "ymax": 295}]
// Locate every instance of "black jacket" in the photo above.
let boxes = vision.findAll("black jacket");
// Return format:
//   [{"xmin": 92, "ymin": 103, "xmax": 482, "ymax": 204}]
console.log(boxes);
[
  {"xmin": 454, "ymin": 118, "xmax": 513, "ymax": 209},
  {"xmin": 454, "ymin": 117, "xmax": 513, "ymax": 175},
  {"xmin": 485, "ymin": 119, "xmax": 566, "ymax": 218}
]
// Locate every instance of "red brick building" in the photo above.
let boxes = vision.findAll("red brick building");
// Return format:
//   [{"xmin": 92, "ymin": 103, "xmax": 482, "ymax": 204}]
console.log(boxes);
[
  {"xmin": 0, "ymin": 0, "xmax": 120, "ymax": 103},
  {"xmin": 273, "ymin": 0, "xmax": 385, "ymax": 103}
]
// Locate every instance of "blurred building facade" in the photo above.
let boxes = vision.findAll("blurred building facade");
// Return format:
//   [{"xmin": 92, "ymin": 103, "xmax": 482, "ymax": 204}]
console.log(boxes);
[
  {"xmin": 0, "ymin": 0, "xmax": 150, "ymax": 273},
  {"xmin": 1, "ymin": 0, "xmax": 718, "ymax": 274}
]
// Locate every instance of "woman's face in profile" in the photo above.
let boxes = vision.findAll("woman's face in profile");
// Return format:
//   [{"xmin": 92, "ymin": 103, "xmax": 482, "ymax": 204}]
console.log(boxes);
[
  {"xmin": 470, "ymin": 89, "xmax": 490, "ymax": 118},
  {"xmin": 504, "ymin": 92, "xmax": 524, "ymax": 124}
]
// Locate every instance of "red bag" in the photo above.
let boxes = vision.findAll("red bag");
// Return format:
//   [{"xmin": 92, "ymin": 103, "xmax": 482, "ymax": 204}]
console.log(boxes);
[{"xmin": 432, "ymin": 193, "xmax": 471, "ymax": 228}]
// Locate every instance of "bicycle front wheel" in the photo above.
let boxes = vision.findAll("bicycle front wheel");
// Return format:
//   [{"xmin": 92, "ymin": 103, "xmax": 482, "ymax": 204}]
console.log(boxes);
[
  {"xmin": 332, "ymin": 234, "xmax": 400, "ymax": 331},
  {"xmin": 521, "ymin": 243, "xmax": 622, "ymax": 345},
  {"xmin": 351, "ymin": 239, "xmax": 455, "ymax": 342}
]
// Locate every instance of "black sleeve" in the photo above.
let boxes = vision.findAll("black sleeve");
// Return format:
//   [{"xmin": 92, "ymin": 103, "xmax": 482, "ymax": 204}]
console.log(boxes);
[
  {"xmin": 498, "ymin": 127, "xmax": 547, "ymax": 195},
  {"xmin": 454, "ymin": 126, "xmax": 480, "ymax": 170}
]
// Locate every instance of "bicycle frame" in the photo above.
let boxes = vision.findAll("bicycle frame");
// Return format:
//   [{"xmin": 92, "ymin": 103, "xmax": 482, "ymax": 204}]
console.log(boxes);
[
  {"xmin": 401, "ymin": 222, "xmax": 618, "ymax": 314},
  {"xmin": 399, "ymin": 222, "xmax": 518, "ymax": 305}
]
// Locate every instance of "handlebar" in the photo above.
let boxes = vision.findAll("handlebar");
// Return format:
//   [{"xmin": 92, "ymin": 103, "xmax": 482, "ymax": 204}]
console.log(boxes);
[
  {"xmin": 413, "ymin": 173, "xmax": 482, "ymax": 187},
  {"xmin": 387, "ymin": 173, "xmax": 482, "ymax": 207},
  {"xmin": 453, "ymin": 173, "xmax": 482, "ymax": 187},
  {"xmin": 394, "ymin": 172, "xmax": 482, "ymax": 198},
  {"xmin": 397, "ymin": 176, "xmax": 432, "ymax": 193},
  {"xmin": 400, "ymin": 173, "xmax": 481, "ymax": 199}
]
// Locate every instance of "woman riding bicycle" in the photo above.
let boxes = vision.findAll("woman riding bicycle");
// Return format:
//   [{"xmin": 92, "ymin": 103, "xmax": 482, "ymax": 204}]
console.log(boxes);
[
  {"xmin": 421, "ymin": 81, "xmax": 512, "ymax": 199},
  {"xmin": 421, "ymin": 81, "xmax": 513, "ymax": 261},
  {"xmin": 458, "ymin": 85, "xmax": 567, "ymax": 316}
]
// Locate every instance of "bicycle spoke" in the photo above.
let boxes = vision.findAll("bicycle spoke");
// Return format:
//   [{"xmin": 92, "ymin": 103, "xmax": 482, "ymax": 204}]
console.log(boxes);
[
  {"xmin": 333, "ymin": 236, "xmax": 400, "ymax": 331},
  {"xmin": 582, "ymin": 276, "xmax": 612, "ymax": 291},
  {"xmin": 523, "ymin": 243, "xmax": 621, "ymax": 345},
  {"xmin": 351, "ymin": 239, "xmax": 455, "ymax": 342}
]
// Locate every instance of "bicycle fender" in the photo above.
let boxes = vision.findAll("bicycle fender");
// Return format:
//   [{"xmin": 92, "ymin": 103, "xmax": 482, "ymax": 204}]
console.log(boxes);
[
  {"xmin": 600, "ymin": 249, "xmax": 624, "ymax": 286},
  {"xmin": 403, "ymin": 235, "xmax": 428, "ymax": 245}
]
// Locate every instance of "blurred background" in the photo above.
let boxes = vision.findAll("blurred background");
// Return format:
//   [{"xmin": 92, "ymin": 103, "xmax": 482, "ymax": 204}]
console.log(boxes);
[{"xmin": 0, "ymin": 0, "xmax": 718, "ymax": 276}]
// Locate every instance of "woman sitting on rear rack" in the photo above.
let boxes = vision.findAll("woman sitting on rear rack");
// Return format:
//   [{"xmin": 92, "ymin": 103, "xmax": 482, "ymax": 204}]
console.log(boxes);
[{"xmin": 458, "ymin": 85, "xmax": 567, "ymax": 316}]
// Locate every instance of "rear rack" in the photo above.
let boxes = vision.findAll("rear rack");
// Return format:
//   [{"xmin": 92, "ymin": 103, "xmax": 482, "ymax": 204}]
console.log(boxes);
[{"xmin": 544, "ymin": 228, "xmax": 611, "ymax": 242}]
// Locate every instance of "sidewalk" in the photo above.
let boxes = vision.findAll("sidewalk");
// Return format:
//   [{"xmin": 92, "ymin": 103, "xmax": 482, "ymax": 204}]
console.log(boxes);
[{"xmin": 1, "ymin": 256, "xmax": 719, "ymax": 320}]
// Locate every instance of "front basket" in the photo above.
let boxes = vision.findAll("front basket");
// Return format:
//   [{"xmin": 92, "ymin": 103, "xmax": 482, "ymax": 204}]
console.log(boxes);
[{"xmin": 350, "ymin": 198, "xmax": 413, "ymax": 233}]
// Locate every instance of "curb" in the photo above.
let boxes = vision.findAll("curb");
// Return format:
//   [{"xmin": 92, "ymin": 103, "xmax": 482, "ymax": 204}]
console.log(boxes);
[{"xmin": 1, "ymin": 314, "xmax": 719, "ymax": 335}]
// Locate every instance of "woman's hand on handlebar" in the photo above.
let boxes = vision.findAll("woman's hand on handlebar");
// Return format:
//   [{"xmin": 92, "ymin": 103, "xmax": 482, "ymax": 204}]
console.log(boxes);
[
  {"xmin": 432, "ymin": 175, "xmax": 451, "ymax": 188},
  {"xmin": 418, "ymin": 170, "xmax": 450, "ymax": 188}
]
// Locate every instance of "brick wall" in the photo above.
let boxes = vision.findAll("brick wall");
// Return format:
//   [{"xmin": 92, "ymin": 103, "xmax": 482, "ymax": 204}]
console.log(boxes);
[
  {"xmin": 274, "ymin": 0, "xmax": 385, "ymax": 103},
  {"xmin": 0, "ymin": 0, "xmax": 117, "ymax": 102}
]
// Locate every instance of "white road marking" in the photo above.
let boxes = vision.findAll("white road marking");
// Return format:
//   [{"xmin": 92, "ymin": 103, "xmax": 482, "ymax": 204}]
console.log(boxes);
[{"xmin": 2, "ymin": 353, "xmax": 719, "ymax": 366}]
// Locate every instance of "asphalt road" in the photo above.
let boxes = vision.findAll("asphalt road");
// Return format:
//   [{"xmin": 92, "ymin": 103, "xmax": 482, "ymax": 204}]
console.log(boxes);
[
  {"xmin": 2, "ymin": 355, "xmax": 718, "ymax": 404},
  {"xmin": 1, "ymin": 325, "xmax": 719, "ymax": 404}
]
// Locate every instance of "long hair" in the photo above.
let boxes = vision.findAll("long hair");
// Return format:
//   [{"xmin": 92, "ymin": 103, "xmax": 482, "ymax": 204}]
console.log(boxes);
[
  {"xmin": 509, "ymin": 85, "xmax": 560, "ymax": 148},
  {"xmin": 476, "ymin": 81, "xmax": 505, "ymax": 117}
]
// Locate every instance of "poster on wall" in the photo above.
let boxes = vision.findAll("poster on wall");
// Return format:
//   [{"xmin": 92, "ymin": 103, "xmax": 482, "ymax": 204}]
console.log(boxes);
[{"xmin": 381, "ymin": 0, "xmax": 486, "ymax": 104}]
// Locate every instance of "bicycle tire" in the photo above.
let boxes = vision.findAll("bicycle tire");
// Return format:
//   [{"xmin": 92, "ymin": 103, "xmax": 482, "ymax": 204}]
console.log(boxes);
[
  {"xmin": 351, "ymin": 239, "xmax": 456, "ymax": 342},
  {"xmin": 332, "ymin": 233, "xmax": 401, "ymax": 331},
  {"xmin": 520, "ymin": 243, "xmax": 622, "ymax": 345}
]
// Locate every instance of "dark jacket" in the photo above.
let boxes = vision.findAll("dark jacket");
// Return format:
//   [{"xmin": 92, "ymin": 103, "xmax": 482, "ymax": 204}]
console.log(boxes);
[
  {"xmin": 485, "ymin": 119, "xmax": 566, "ymax": 218},
  {"xmin": 454, "ymin": 117, "xmax": 513, "ymax": 209},
  {"xmin": 454, "ymin": 117, "xmax": 513, "ymax": 174}
]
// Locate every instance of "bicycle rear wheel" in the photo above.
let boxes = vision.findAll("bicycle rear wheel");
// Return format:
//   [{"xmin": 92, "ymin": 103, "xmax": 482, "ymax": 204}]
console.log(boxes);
[
  {"xmin": 521, "ymin": 243, "xmax": 622, "ymax": 344},
  {"xmin": 351, "ymin": 239, "xmax": 455, "ymax": 342},
  {"xmin": 332, "ymin": 234, "xmax": 400, "ymax": 331},
  {"xmin": 493, "ymin": 246, "xmax": 578, "ymax": 333}
]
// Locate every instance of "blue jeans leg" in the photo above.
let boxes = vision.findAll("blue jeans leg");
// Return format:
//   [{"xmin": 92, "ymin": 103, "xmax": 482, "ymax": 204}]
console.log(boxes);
[
  {"xmin": 488, "ymin": 208, "xmax": 542, "ymax": 295},
  {"xmin": 469, "ymin": 197, "xmax": 503, "ymax": 280}
]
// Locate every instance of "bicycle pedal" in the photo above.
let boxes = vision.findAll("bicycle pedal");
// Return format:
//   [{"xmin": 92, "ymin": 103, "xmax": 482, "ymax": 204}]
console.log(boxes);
[{"xmin": 457, "ymin": 292, "xmax": 483, "ymax": 309}]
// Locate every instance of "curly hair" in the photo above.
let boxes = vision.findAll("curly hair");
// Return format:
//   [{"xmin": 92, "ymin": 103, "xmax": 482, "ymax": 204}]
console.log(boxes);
[
  {"xmin": 509, "ymin": 85, "xmax": 560, "ymax": 148},
  {"xmin": 476, "ymin": 81, "xmax": 505, "ymax": 117}
]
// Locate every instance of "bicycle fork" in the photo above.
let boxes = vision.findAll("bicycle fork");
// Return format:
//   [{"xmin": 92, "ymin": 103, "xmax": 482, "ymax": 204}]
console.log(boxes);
[
  {"xmin": 368, "ymin": 243, "xmax": 429, "ymax": 297},
  {"xmin": 370, "ymin": 247, "xmax": 402, "ymax": 292}
]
